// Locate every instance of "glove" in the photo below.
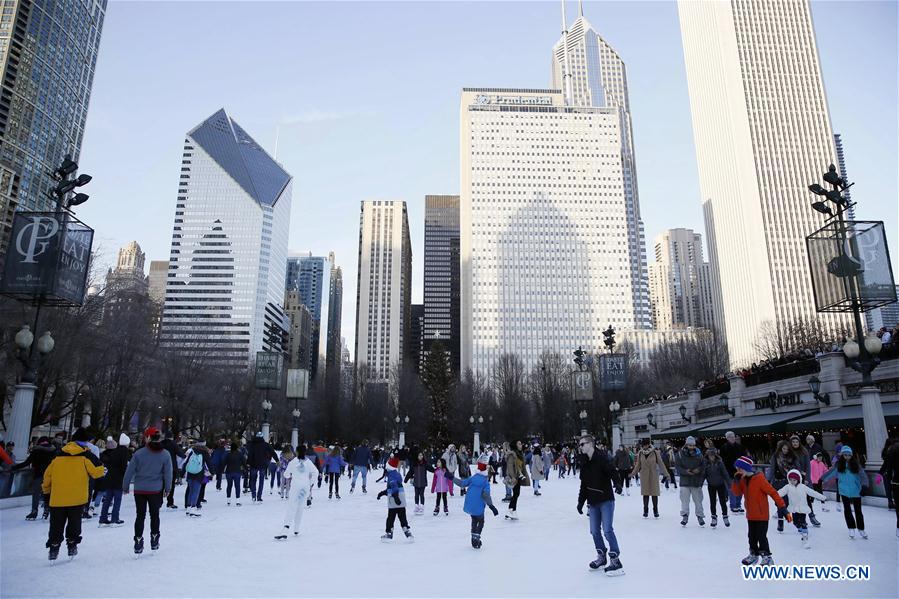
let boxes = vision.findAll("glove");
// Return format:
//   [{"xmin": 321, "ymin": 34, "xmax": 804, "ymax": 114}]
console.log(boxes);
[
  {"xmin": 577, "ymin": 502, "xmax": 584, "ymax": 515},
  {"xmin": 377, "ymin": 490, "xmax": 387, "ymax": 500},
  {"xmin": 489, "ymin": 505, "xmax": 498, "ymax": 516},
  {"xmin": 776, "ymin": 506, "xmax": 788, "ymax": 519},
  {"xmin": 733, "ymin": 472, "xmax": 743, "ymax": 480},
  {"xmin": 393, "ymin": 493, "xmax": 401, "ymax": 506}
]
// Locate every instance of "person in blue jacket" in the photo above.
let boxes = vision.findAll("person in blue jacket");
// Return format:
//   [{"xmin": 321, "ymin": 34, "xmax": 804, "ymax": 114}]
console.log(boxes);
[
  {"xmin": 324, "ymin": 446, "xmax": 346, "ymax": 499},
  {"xmin": 377, "ymin": 456, "xmax": 413, "ymax": 543},
  {"xmin": 446, "ymin": 454, "xmax": 498, "ymax": 549},
  {"xmin": 350, "ymin": 440, "xmax": 374, "ymax": 494},
  {"xmin": 211, "ymin": 439, "xmax": 227, "ymax": 491},
  {"xmin": 821, "ymin": 445, "xmax": 869, "ymax": 539}
]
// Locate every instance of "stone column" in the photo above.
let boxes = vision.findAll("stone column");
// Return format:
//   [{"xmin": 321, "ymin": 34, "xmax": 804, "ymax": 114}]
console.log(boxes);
[
  {"xmin": 860, "ymin": 386, "xmax": 887, "ymax": 469},
  {"xmin": 816, "ymin": 352, "xmax": 846, "ymax": 407},
  {"xmin": 398, "ymin": 431, "xmax": 406, "ymax": 450},
  {"xmin": 727, "ymin": 374, "xmax": 747, "ymax": 417},
  {"xmin": 6, "ymin": 384, "xmax": 37, "ymax": 462},
  {"xmin": 262, "ymin": 422, "xmax": 270, "ymax": 443},
  {"xmin": 291, "ymin": 428, "xmax": 299, "ymax": 451},
  {"xmin": 472, "ymin": 431, "xmax": 480, "ymax": 455}
]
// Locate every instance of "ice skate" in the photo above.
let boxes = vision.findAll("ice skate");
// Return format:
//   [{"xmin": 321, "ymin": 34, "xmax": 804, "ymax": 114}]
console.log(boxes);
[
  {"xmin": 471, "ymin": 534, "xmax": 481, "ymax": 549},
  {"xmin": 710, "ymin": 515, "xmax": 717, "ymax": 528},
  {"xmin": 274, "ymin": 526, "xmax": 289, "ymax": 540},
  {"xmin": 98, "ymin": 518, "xmax": 110, "ymax": 527},
  {"xmin": 48, "ymin": 544, "xmax": 60, "ymax": 561},
  {"xmin": 643, "ymin": 508, "xmax": 648, "ymax": 518},
  {"xmin": 723, "ymin": 515, "xmax": 730, "ymax": 527},
  {"xmin": 350, "ymin": 485, "xmax": 354, "ymax": 494},
  {"xmin": 589, "ymin": 550, "xmax": 607, "ymax": 571},
  {"xmin": 25, "ymin": 511, "xmax": 37, "ymax": 521},
  {"xmin": 759, "ymin": 554, "xmax": 773, "ymax": 566},
  {"xmin": 625, "ymin": 487, "xmax": 630, "ymax": 496},
  {"xmin": 505, "ymin": 509, "xmax": 518, "ymax": 521},
  {"xmin": 381, "ymin": 531, "xmax": 393, "ymax": 543},
  {"xmin": 403, "ymin": 527, "xmax": 414, "ymax": 543},
  {"xmin": 680, "ymin": 515, "xmax": 688, "ymax": 526},
  {"xmin": 67, "ymin": 543, "xmax": 78, "ymax": 559},
  {"xmin": 236, "ymin": 501, "xmax": 242, "ymax": 507},
  {"xmin": 335, "ymin": 493, "xmax": 341, "ymax": 500},
  {"xmin": 777, "ymin": 519, "xmax": 784, "ymax": 533},
  {"xmin": 653, "ymin": 508, "xmax": 660, "ymax": 519},
  {"xmin": 151, "ymin": 533, "xmax": 160, "ymax": 551},
  {"xmin": 741, "ymin": 553, "xmax": 758, "ymax": 565},
  {"xmin": 134, "ymin": 536, "xmax": 144, "ymax": 554},
  {"xmin": 697, "ymin": 516, "xmax": 705, "ymax": 527},
  {"xmin": 858, "ymin": 530, "xmax": 868, "ymax": 539},
  {"xmin": 604, "ymin": 552, "xmax": 624, "ymax": 576},
  {"xmin": 362, "ymin": 486, "xmax": 367, "ymax": 494},
  {"xmin": 444, "ymin": 507, "xmax": 449, "ymax": 516},
  {"xmin": 809, "ymin": 514, "xmax": 821, "ymax": 527},
  {"xmin": 801, "ymin": 532, "xmax": 810, "ymax": 549},
  {"xmin": 849, "ymin": 528, "xmax": 856, "ymax": 539},
  {"xmin": 433, "ymin": 507, "xmax": 439, "ymax": 516}
]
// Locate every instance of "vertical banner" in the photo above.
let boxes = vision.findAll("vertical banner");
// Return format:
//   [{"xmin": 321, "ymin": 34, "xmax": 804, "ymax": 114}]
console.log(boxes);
[
  {"xmin": 571, "ymin": 370, "xmax": 593, "ymax": 402},
  {"xmin": 599, "ymin": 353, "xmax": 628, "ymax": 391},
  {"xmin": 255, "ymin": 352, "xmax": 284, "ymax": 389},
  {"xmin": 286, "ymin": 368, "xmax": 309, "ymax": 399}
]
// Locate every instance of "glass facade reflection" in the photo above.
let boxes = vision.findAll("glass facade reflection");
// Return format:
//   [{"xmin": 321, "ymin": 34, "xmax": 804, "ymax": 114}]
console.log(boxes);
[{"xmin": 423, "ymin": 195, "xmax": 460, "ymax": 372}]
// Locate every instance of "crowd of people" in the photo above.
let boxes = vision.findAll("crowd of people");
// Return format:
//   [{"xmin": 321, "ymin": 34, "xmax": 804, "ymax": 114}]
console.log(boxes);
[{"xmin": 6, "ymin": 424, "xmax": 898, "ymax": 576}]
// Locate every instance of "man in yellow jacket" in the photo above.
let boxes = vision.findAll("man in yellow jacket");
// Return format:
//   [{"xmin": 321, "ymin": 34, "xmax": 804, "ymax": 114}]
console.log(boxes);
[{"xmin": 42, "ymin": 428, "xmax": 106, "ymax": 560}]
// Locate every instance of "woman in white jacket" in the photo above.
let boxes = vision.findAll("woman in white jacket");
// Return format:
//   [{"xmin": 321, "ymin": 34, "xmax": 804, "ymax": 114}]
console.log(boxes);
[
  {"xmin": 778, "ymin": 469, "xmax": 826, "ymax": 549},
  {"xmin": 275, "ymin": 445, "xmax": 317, "ymax": 540}
]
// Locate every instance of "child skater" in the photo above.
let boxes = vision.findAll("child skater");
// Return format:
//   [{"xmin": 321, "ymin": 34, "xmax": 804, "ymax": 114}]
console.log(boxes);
[
  {"xmin": 404, "ymin": 452, "xmax": 429, "ymax": 515},
  {"xmin": 778, "ymin": 469, "xmax": 826, "ymax": 549},
  {"xmin": 809, "ymin": 452, "xmax": 829, "ymax": 511},
  {"xmin": 731, "ymin": 456, "xmax": 788, "ymax": 566},
  {"xmin": 445, "ymin": 454, "xmax": 498, "ymax": 548},
  {"xmin": 821, "ymin": 446, "xmax": 869, "ymax": 539},
  {"xmin": 431, "ymin": 458, "xmax": 451, "ymax": 516},
  {"xmin": 275, "ymin": 445, "xmax": 316, "ymax": 540},
  {"xmin": 377, "ymin": 456, "xmax": 413, "ymax": 543}
]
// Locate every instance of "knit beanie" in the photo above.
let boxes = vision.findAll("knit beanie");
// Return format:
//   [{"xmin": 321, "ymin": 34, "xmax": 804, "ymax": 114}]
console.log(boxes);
[
  {"xmin": 106, "ymin": 437, "xmax": 118, "ymax": 450},
  {"xmin": 387, "ymin": 456, "xmax": 399, "ymax": 470},
  {"xmin": 119, "ymin": 433, "xmax": 131, "ymax": 447},
  {"xmin": 296, "ymin": 445, "xmax": 306, "ymax": 459},
  {"xmin": 787, "ymin": 469, "xmax": 802, "ymax": 482},
  {"xmin": 72, "ymin": 428, "xmax": 90, "ymax": 443},
  {"xmin": 840, "ymin": 445, "xmax": 853, "ymax": 456},
  {"xmin": 734, "ymin": 456, "xmax": 754, "ymax": 472}
]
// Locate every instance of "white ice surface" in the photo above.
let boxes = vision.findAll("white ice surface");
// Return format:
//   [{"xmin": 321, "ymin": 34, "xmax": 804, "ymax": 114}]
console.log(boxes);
[{"xmin": 2, "ymin": 473, "xmax": 897, "ymax": 598}]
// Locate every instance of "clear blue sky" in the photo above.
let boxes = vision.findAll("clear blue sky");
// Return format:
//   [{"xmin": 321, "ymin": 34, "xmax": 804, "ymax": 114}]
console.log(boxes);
[{"xmin": 78, "ymin": 1, "xmax": 898, "ymax": 356}]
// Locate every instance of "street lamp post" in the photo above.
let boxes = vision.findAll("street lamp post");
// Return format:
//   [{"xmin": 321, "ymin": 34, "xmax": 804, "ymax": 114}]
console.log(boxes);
[
  {"xmin": 395, "ymin": 415, "xmax": 409, "ymax": 448},
  {"xmin": 7, "ymin": 325, "xmax": 55, "ymax": 460},
  {"xmin": 609, "ymin": 400, "xmax": 621, "ymax": 449},
  {"xmin": 291, "ymin": 408, "xmax": 301, "ymax": 450},
  {"xmin": 578, "ymin": 409, "xmax": 588, "ymax": 437},
  {"xmin": 261, "ymin": 399, "xmax": 272, "ymax": 442},
  {"xmin": 470, "ymin": 414, "xmax": 484, "ymax": 454}
]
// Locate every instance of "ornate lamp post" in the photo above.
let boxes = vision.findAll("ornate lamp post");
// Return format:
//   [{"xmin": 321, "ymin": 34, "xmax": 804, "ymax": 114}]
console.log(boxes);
[
  {"xmin": 291, "ymin": 408, "xmax": 301, "ymax": 450},
  {"xmin": 578, "ymin": 409, "xmax": 588, "ymax": 437},
  {"xmin": 395, "ymin": 415, "xmax": 409, "ymax": 448},
  {"xmin": 609, "ymin": 400, "xmax": 621, "ymax": 449},
  {"xmin": 261, "ymin": 399, "xmax": 273, "ymax": 442},
  {"xmin": 470, "ymin": 414, "xmax": 484, "ymax": 454},
  {"xmin": 7, "ymin": 325, "xmax": 55, "ymax": 460},
  {"xmin": 678, "ymin": 404, "xmax": 692, "ymax": 423}
]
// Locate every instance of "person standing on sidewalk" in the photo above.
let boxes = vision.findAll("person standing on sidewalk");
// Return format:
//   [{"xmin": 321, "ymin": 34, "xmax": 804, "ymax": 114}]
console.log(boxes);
[
  {"xmin": 675, "ymin": 436, "xmax": 707, "ymax": 527},
  {"xmin": 577, "ymin": 435, "xmax": 623, "ymax": 576},
  {"xmin": 122, "ymin": 427, "xmax": 172, "ymax": 554},
  {"xmin": 720, "ymin": 431, "xmax": 746, "ymax": 513}
]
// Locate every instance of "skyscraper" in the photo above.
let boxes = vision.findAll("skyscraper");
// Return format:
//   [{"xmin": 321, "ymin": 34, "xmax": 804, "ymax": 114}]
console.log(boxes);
[
  {"xmin": 423, "ymin": 195, "xmax": 460, "ymax": 372},
  {"xmin": 678, "ymin": 0, "xmax": 849, "ymax": 367},
  {"xmin": 648, "ymin": 228, "xmax": 715, "ymax": 331},
  {"xmin": 148, "ymin": 260, "xmax": 169, "ymax": 305},
  {"xmin": 354, "ymin": 200, "xmax": 412, "ymax": 383},
  {"xmin": 103, "ymin": 241, "xmax": 150, "ymax": 324},
  {"xmin": 410, "ymin": 303, "xmax": 425, "ymax": 373},
  {"xmin": 160, "ymin": 108, "xmax": 292, "ymax": 368},
  {"xmin": 0, "ymin": 0, "xmax": 107, "ymax": 258},
  {"xmin": 325, "ymin": 265, "xmax": 343, "ymax": 374},
  {"xmin": 285, "ymin": 252, "xmax": 330, "ymax": 378},
  {"xmin": 284, "ymin": 290, "xmax": 314, "ymax": 370},
  {"xmin": 460, "ymin": 88, "xmax": 632, "ymax": 375},
  {"xmin": 551, "ymin": 2, "xmax": 650, "ymax": 329}
]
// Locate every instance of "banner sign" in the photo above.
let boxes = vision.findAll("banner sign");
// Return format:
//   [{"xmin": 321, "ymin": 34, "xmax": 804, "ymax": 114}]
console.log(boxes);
[
  {"xmin": 286, "ymin": 368, "xmax": 309, "ymax": 399},
  {"xmin": 599, "ymin": 353, "xmax": 628, "ymax": 391},
  {"xmin": 571, "ymin": 370, "xmax": 593, "ymax": 402},
  {"xmin": 0, "ymin": 212, "xmax": 93, "ymax": 306},
  {"xmin": 255, "ymin": 352, "xmax": 283, "ymax": 389}
]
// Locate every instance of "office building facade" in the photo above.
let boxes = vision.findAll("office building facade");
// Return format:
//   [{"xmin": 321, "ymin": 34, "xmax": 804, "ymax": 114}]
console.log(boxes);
[
  {"xmin": 648, "ymin": 228, "xmax": 715, "ymax": 331},
  {"xmin": 423, "ymin": 194, "xmax": 461, "ymax": 372}
]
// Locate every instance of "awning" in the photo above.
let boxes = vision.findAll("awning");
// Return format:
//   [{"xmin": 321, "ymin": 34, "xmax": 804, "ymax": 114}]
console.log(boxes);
[
  {"xmin": 696, "ymin": 410, "xmax": 818, "ymax": 436},
  {"xmin": 786, "ymin": 402, "xmax": 899, "ymax": 431},
  {"xmin": 650, "ymin": 420, "xmax": 728, "ymax": 441}
]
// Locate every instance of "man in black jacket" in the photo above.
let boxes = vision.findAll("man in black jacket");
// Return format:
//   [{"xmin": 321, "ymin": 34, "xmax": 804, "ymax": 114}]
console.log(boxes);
[
  {"xmin": 576, "ymin": 435, "xmax": 624, "ymax": 577},
  {"xmin": 247, "ymin": 433, "xmax": 278, "ymax": 502},
  {"xmin": 720, "ymin": 431, "xmax": 746, "ymax": 514},
  {"xmin": 12, "ymin": 437, "xmax": 57, "ymax": 520},
  {"xmin": 160, "ymin": 433, "xmax": 183, "ymax": 509},
  {"xmin": 98, "ymin": 438, "xmax": 130, "ymax": 525}
]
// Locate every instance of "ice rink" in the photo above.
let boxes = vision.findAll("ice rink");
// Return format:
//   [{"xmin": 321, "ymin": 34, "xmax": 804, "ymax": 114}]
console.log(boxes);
[{"xmin": 2, "ymin": 472, "xmax": 897, "ymax": 598}]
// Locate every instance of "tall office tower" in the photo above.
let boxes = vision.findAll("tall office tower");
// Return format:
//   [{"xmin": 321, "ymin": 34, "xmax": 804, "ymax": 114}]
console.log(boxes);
[
  {"xmin": 678, "ymin": 0, "xmax": 850, "ymax": 367},
  {"xmin": 0, "ymin": 0, "xmax": 107, "ymax": 258},
  {"xmin": 833, "ymin": 133, "xmax": 855, "ymax": 219},
  {"xmin": 423, "ymin": 195, "xmax": 461, "ymax": 372},
  {"xmin": 648, "ymin": 228, "xmax": 715, "ymax": 331},
  {"xmin": 284, "ymin": 290, "xmax": 314, "ymax": 369},
  {"xmin": 354, "ymin": 200, "xmax": 412, "ymax": 384},
  {"xmin": 148, "ymin": 260, "xmax": 169, "ymax": 304},
  {"xmin": 103, "ymin": 241, "xmax": 150, "ymax": 324},
  {"xmin": 160, "ymin": 109, "xmax": 292, "ymax": 368},
  {"xmin": 460, "ymin": 88, "xmax": 632, "ymax": 376},
  {"xmin": 409, "ymin": 303, "xmax": 425, "ymax": 373},
  {"xmin": 285, "ymin": 252, "xmax": 330, "ymax": 378},
  {"xmin": 551, "ymin": 2, "xmax": 650, "ymax": 329},
  {"xmin": 325, "ymin": 265, "xmax": 343, "ymax": 374}
]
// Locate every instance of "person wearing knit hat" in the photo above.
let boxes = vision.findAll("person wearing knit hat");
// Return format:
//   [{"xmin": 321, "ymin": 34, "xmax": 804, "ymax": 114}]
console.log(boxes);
[
  {"xmin": 675, "ymin": 436, "xmax": 706, "ymax": 527},
  {"xmin": 97, "ymin": 433, "xmax": 130, "ymax": 527},
  {"xmin": 123, "ymin": 426, "xmax": 172, "ymax": 553},
  {"xmin": 821, "ymin": 445, "xmax": 869, "ymax": 539},
  {"xmin": 377, "ymin": 456, "xmax": 413, "ymax": 543},
  {"xmin": 731, "ymin": 455, "xmax": 787, "ymax": 566},
  {"xmin": 778, "ymin": 469, "xmax": 826, "ymax": 548},
  {"xmin": 444, "ymin": 453, "xmax": 498, "ymax": 549},
  {"xmin": 404, "ymin": 452, "xmax": 430, "ymax": 515}
]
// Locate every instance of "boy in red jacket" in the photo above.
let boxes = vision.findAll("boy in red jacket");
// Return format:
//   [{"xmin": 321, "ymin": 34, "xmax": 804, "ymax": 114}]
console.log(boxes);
[{"xmin": 731, "ymin": 456, "xmax": 787, "ymax": 566}]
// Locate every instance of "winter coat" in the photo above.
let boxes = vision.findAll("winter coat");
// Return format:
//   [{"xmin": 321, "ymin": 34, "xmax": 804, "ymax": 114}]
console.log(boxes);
[
  {"xmin": 41, "ymin": 442, "xmax": 106, "ymax": 507},
  {"xmin": 777, "ymin": 470, "xmax": 826, "ymax": 514},
  {"xmin": 11, "ymin": 443, "xmax": 57, "ymax": 477},
  {"xmin": 324, "ymin": 454, "xmax": 346, "ymax": 474},
  {"xmin": 283, "ymin": 457, "xmax": 316, "ymax": 499},
  {"xmin": 224, "ymin": 450, "xmax": 246, "ymax": 474},
  {"xmin": 882, "ymin": 443, "xmax": 899, "ymax": 484},
  {"xmin": 809, "ymin": 459, "xmax": 828, "ymax": 484},
  {"xmin": 530, "ymin": 455, "xmax": 545, "ymax": 479},
  {"xmin": 123, "ymin": 445, "xmax": 173, "ymax": 495},
  {"xmin": 384, "ymin": 468, "xmax": 406, "ymax": 509},
  {"xmin": 442, "ymin": 450, "xmax": 459, "ymax": 475},
  {"xmin": 352, "ymin": 446, "xmax": 373, "ymax": 468},
  {"xmin": 99, "ymin": 445, "xmax": 130, "ymax": 490},
  {"xmin": 405, "ymin": 460, "xmax": 429, "ymax": 488},
  {"xmin": 767, "ymin": 443, "xmax": 799, "ymax": 485},
  {"xmin": 160, "ymin": 438, "xmax": 182, "ymax": 475},
  {"xmin": 455, "ymin": 472, "xmax": 494, "ymax": 517},
  {"xmin": 613, "ymin": 449, "xmax": 634, "ymax": 471},
  {"xmin": 211, "ymin": 446, "xmax": 227, "ymax": 473},
  {"xmin": 247, "ymin": 437, "xmax": 278, "ymax": 470},
  {"xmin": 705, "ymin": 458, "xmax": 731, "ymax": 488},
  {"xmin": 431, "ymin": 467, "xmax": 452, "ymax": 493},
  {"xmin": 505, "ymin": 452, "xmax": 531, "ymax": 487},
  {"xmin": 183, "ymin": 446, "xmax": 212, "ymax": 481},
  {"xmin": 731, "ymin": 472, "xmax": 785, "ymax": 521},
  {"xmin": 542, "ymin": 450, "xmax": 553, "ymax": 472},
  {"xmin": 821, "ymin": 464, "xmax": 869, "ymax": 498},
  {"xmin": 720, "ymin": 440, "xmax": 747, "ymax": 476},
  {"xmin": 631, "ymin": 448, "xmax": 669, "ymax": 496},
  {"xmin": 458, "ymin": 452, "xmax": 472, "ymax": 478},
  {"xmin": 578, "ymin": 450, "xmax": 615, "ymax": 507},
  {"xmin": 675, "ymin": 446, "xmax": 706, "ymax": 487}
]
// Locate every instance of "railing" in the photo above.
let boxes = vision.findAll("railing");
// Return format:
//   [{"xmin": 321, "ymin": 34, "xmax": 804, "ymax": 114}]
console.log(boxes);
[
  {"xmin": 743, "ymin": 359, "xmax": 820, "ymax": 387},
  {"xmin": 699, "ymin": 380, "xmax": 730, "ymax": 398},
  {"xmin": 0, "ymin": 469, "xmax": 34, "ymax": 499}
]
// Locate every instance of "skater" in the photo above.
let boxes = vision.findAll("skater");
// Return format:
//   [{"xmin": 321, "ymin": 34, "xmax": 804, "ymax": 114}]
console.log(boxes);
[
  {"xmin": 542, "ymin": 446, "xmax": 553, "ymax": 482},
  {"xmin": 704, "ymin": 448, "xmax": 731, "ymax": 528},
  {"xmin": 122, "ymin": 427, "xmax": 172, "ymax": 554},
  {"xmin": 732, "ymin": 456, "xmax": 787, "ymax": 566},
  {"xmin": 377, "ymin": 456, "xmax": 413, "ymax": 542},
  {"xmin": 789, "ymin": 435, "xmax": 818, "ymax": 526},
  {"xmin": 98, "ymin": 435, "xmax": 130, "ymax": 526},
  {"xmin": 442, "ymin": 444, "xmax": 459, "ymax": 496},
  {"xmin": 882, "ymin": 438, "xmax": 899, "ymax": 538},
  {"xmin": 630, "ymin": 439, "xmax": 669, "ymax": 518},
  {"xmin": 160, "ymin": 432, "xmax": 182, "ymax": 509},
  {"xmin": 324, "ymin": 446, "xmax": 345, "ymax": 499},
  {"xmin": 41, "ymin": 428, "xmax": 107, "ymax": 560},
  {"xmin": 183, "ymin": 441, "xmax": 211, "ymax": 516},
  {"xmin": 268, "ymin": 444, "xmax": 282, "ymax": 495},
  {"xmin": 211, "ymin": 439, "xmax": 227, "ymax": 491},
  {"xmin": 675, "ymin": 437, "xmax": 706, "ymax": 527},
  {"xmin": 531, "ymin": 445, "xmax": 545, "ymax": 496},
  {"xmin": 777, "ymin": 469, "xmax": 826, "ymax": 548},
  {"xmin": 445, "ymin": 454, "xmax": 498, "ymax": 548},
  {"xmin": 504, "ymin": 439, "xmax": 530, "ymax": 519},
  {"xmin": 720, "ymin": 431, "xmax": 746, "ymax": 513},
  {"xmin": 247, "ymin": 432, "xmax": 278, "ymax": 502},
  {"xmin": 224, "ymin": 442, "xmax": 246, "ymax": 505},
  {"xmin": 457, "ymin": 445, "xmax": 472, "ymax": 496},
  {"xmin": 821, "ymin": 446, "xmax": 869, "ymax": 539},
  {"xmin": 809, "ymin": 452, "xmax": 829, "ymax": 513},
  {"xmin": 350, "ymin": 440, "xmax": 373, "ymax": 494},
  {"xmin": 404, "ymin": 452, "xmax": 429, "ymax": 515},
  {"xmin": 275, "ymin": 445, "xmax": 317, "ymax": 539},
  {"xmin": 767, "ymin": 439, "xmax": 799, "ymax": 534},
  {"xmin": 613, "ymin": 445, "xmax": 634, "ymax": 496},
  {"xmin": 662, "ymin": 444, "xmax": 678, "ymax": 490},
  {"xmin": 277, "ymin": 446, "xmax": 294, "ymax": 498},
  {"xmin": 11, "ymin": 436, "xmax": 56, "ymax": 521},
  {"xmin": 431, "ymin": 458, "xmax": 451, "ymax": 515},
  {"xmin": 577, "ymin": 435, "xmax": 623, "ymax": 576}
]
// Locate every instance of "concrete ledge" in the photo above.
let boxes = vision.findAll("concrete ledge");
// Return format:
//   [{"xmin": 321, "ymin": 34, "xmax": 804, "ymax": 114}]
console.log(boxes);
[
  {"xmin": 822, "ymin": 490, "xmax": 888, "ymax": 509},
  {"xmin": 0, "ymin": 495, "xmax": 31, "ymax": 511}
]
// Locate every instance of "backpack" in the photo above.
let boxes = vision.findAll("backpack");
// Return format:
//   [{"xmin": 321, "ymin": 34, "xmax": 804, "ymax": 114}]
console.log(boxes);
[{"xmin": 186, "ymin": 451, "xmax": 204, "ymax": 475}]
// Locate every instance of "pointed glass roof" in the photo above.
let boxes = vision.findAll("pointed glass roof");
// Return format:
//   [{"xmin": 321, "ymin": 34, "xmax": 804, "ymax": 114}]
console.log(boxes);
[{"xmin": 188, "ymin": 109, "xmax": 291, "ymax": 207}]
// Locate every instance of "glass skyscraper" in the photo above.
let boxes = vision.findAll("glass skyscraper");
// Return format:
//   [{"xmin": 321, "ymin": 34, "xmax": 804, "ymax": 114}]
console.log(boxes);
[
  {"xmin": 0, "ymin": 0, "xmax": 107, "ymax": 257},
  {"xmin": 423, "ymin": 194, "xmax": 460, "ymax": 372},
  {"xmin": 285, "ymin": 252, "xmax": 334, "ymax": 379},
  {"xmin": 160, "ymin": 108, "xmax": 292, "ymax": 368}
]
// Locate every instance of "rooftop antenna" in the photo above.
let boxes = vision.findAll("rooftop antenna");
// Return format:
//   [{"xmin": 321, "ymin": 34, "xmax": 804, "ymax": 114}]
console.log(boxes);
[
  {"xmin": 579, "ymin": 0, "xmax": 584, "ymax": 18},
  {"xmin": 561, "ymin": 0, "xmax": 574, "ymax": 106}
]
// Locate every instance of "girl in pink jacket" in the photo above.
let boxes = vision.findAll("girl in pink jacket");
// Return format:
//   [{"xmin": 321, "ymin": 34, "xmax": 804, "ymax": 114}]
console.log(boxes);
[
  {"xmin": 809, "ymin": 453, "xmax": 829, "ymax": 512},
  {"xmin": 431, "ymin": 459, "xmax": 451, "ymax": 516}
]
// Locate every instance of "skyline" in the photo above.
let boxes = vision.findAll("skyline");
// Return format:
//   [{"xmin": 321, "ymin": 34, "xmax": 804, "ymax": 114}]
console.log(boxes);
[{"xmin": 75, "ymin": 1, "xmax": 898, "ymax": 361}]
